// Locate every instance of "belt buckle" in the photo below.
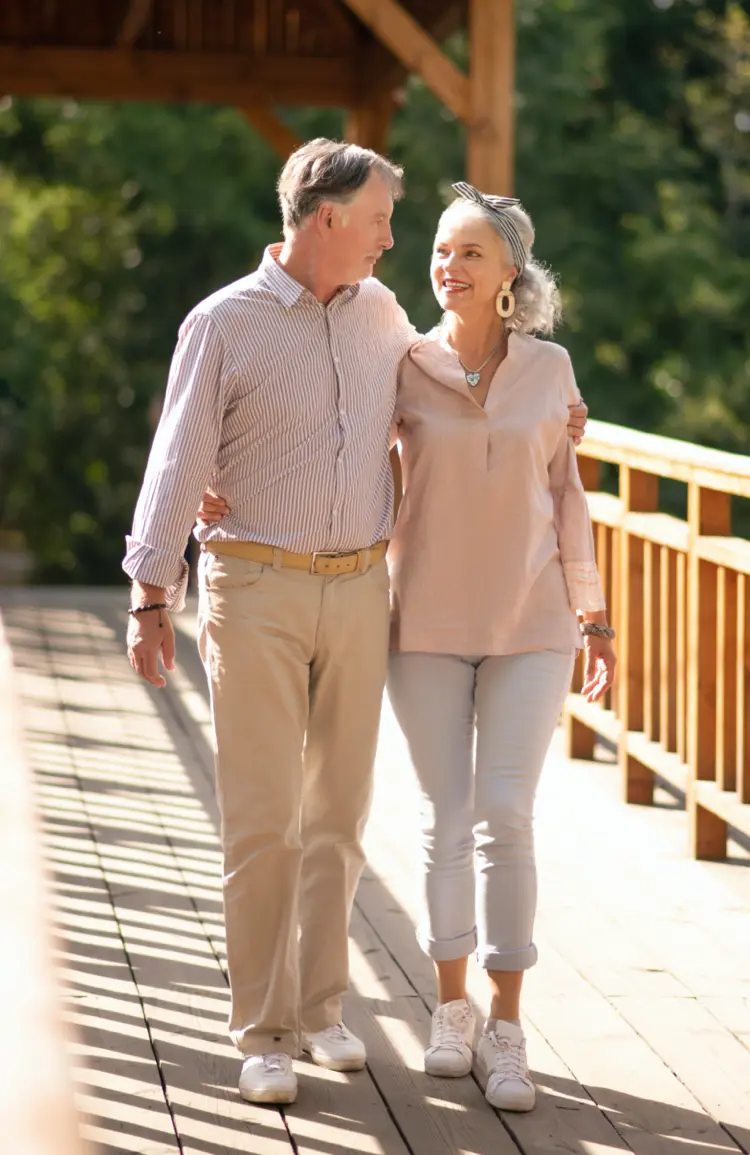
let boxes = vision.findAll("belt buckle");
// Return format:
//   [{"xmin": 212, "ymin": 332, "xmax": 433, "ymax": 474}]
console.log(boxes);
[{"xmin": 311, "ymin": 550, "xmax": 358, "ymax": 575}]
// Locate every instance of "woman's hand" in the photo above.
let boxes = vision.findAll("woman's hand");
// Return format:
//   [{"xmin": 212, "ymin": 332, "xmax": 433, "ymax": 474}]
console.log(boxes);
[
  {"xmin": 581, "ymin": 636, "xmax": 616, "ymax": 702},
  {"xmin": 197, "ymin": 489, "xmax": 231, "ymax": 528}
]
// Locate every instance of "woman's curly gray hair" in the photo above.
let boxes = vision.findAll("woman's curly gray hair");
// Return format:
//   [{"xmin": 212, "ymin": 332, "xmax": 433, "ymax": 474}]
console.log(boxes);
[{"xmin": 439, "ymin": 198, "xmax": 562, "ymax": 336}]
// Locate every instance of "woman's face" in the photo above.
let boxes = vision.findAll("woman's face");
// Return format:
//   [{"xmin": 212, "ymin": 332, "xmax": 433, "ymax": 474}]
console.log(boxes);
[{"xmin": 431, "ymin": 210, "xmax": 516, "ymax": 316}]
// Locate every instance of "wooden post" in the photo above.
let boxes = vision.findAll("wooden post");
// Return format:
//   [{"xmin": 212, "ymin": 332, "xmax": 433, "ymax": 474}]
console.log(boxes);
[
  {"xmin": 687, "ymin": 483, "xmax": 731, "ymax": 859},
  {"xmin": 468, "ymin": 0, "xmax": 514, "ymax": 194},
  {"xmin": 738, "ymin": 573, "xmax": 750, "ymax": 805},
  {"xmin": 344, "ymin": 93, "xmax": 395, "ymax": 156},
  {"xmin": 618, "ymin": 466, "xmax": 659, "ymax": 804},
  {"xmin": 643, "ymin": 540, "xmax": 661, "ymax": 742},
  {"xmin": 716, "ymin": 565, "xmax": 737, "ymax": 792},
  {"xmin": 659, "ymin": 546, "xmax": 679, "ymax": 753}
]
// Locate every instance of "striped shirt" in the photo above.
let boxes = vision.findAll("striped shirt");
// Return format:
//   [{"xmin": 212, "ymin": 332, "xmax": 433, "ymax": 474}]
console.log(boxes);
[{"xmin": 123, "ymin": 245, "xmax": 416, "ymax": 609}]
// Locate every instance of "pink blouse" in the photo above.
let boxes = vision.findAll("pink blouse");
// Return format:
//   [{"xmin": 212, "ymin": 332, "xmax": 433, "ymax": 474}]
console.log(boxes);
[{"xmin": 389, "ymin": 332, "xmax": 606, "ymax": 656}]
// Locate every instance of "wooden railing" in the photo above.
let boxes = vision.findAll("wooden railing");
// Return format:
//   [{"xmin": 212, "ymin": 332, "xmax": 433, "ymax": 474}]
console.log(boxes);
[{"xmin": 568, "ymin": 421, "xmax": 750, "ymax": 860}]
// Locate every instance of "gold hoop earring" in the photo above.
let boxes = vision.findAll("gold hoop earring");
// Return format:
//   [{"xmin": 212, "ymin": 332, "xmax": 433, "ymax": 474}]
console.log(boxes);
[{"xmin": 496, "ymin": 280, "xmax": 516, "ymax": 319}]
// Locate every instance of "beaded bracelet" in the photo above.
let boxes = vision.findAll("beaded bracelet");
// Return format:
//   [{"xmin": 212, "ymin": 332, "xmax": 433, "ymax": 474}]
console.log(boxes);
[
  {"xmin": 127, "ymin": 602, "xmax": 167, "ymax": 616},
  {"xmin": 580, "ymin": 621, "xmax": 616, "ymax": 640}
]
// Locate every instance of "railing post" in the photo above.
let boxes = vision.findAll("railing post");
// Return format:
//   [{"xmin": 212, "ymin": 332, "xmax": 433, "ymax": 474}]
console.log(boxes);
[
  {"xmin": 687, "ymin": 483, "xmax": 731, "ymax": 858},
  {"xmin": 738, "ymin": 573, "xmax": 750, "ymax": 805},
  {"xmin": 619, "ymin": 466, "xmax": 659, "ymax": 803}
]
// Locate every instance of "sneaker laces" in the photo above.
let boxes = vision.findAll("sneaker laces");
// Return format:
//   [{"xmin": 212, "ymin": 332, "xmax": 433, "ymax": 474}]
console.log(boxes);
[
  {"xmin": 432, "ymin": 1005, "xmax": 472, "ymax": 1053},
  {"xmin": 321, "ymin": 1023, "xmax": 350, "ymax": 1042},
  {"xmin": 485, "ymin": 1032, "xmax": 530, "ymax": 1082},
  {"xmin": 261, "ymin": 1052, "xmax": 289, "ymax": 1074}
]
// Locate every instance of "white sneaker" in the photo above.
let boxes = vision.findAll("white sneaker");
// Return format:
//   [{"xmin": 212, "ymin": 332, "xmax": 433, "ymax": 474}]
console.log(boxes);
[
  {"xmin": 477, "ymin": 1021, "xmax": 535, "ymax": 1112},
  {"xmin": 238, "ymin": 1053, "xmax": 297, "ymax": 1104},
  {"xmin": 303, "ymin": 1022, "xmax": 366, "ymax": 1071},
  {"xmin": 424, "ymin": 999, "xmax": 475, "ymax": 1077}
]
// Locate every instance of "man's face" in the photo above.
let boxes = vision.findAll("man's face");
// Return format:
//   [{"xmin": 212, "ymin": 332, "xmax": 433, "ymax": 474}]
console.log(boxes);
[{"xmin": 327, "ymin": 174, "xmax": 395, "ymax": 284}]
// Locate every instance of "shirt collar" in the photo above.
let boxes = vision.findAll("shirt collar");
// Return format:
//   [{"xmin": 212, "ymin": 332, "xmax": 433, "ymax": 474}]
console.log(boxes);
[{"xmin": 260, "ymin": 244, "xmax": 360, "ymax": 309}]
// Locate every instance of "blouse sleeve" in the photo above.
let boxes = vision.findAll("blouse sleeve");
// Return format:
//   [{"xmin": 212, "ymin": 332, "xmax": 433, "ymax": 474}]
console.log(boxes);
[{"xmin": 549, "ymin": 353, "xmax": 607, "ymax": 613}]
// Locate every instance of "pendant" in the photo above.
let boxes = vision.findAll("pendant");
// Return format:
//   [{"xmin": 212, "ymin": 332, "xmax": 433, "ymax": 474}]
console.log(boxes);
[{"xmin": 466, "ymin": 371, "xmax": 481, "ymax": 388}]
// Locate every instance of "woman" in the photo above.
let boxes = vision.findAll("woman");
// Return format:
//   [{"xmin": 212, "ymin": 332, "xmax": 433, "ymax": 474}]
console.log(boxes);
[{"xmin": 197, "ymin": 183, "xmax": 615, "ymax": 1113}]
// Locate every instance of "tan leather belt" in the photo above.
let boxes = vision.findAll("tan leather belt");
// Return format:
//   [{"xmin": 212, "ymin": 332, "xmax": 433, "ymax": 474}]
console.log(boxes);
[{"xmin": 203, "ymin": 538, "xmax": 388, "ymax": 576}]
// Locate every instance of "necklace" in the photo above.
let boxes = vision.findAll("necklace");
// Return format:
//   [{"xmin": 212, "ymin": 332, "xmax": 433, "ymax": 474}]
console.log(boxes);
[{"xmin": 457, "ymin": 340, "xmax": 503, "ymax": 388}]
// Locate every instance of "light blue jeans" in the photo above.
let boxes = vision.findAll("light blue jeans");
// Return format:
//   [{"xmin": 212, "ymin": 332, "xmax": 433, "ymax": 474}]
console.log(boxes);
[{"xmin": 387, "ymin": 650, "xmax": 575, "ymax": 972}]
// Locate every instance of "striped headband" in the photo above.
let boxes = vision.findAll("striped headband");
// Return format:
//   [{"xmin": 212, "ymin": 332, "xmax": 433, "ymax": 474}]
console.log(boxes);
[{"xmin": 450, "ymin": 182, "xmax": 527, "ymax": 275}]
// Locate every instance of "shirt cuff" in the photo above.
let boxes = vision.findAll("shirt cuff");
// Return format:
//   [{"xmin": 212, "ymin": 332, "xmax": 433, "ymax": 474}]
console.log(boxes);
[
  {"xmin": 564, "ymin": 562, "xmax": 607, "ymax": 613},
  {"xmin": 122, "ymin": 537, "xmax": 190, "ymax": 613}
]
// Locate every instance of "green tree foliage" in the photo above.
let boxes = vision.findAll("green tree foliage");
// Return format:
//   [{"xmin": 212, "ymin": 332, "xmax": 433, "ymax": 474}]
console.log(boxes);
[{"xmin": 0, "ymin": 0, "xmax": 748, "ymax": 583}]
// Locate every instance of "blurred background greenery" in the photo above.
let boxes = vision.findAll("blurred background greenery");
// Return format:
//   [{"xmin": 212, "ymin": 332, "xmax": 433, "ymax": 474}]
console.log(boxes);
[{"xmin": 1, "ymin": 0, "xmax": 749, "ymax": 584}]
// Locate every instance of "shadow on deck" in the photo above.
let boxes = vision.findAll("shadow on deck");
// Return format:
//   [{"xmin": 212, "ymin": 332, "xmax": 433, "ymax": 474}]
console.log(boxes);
[{"xmin": 2, "ymin": 588, "xmax": 750, "ymax": 1155}]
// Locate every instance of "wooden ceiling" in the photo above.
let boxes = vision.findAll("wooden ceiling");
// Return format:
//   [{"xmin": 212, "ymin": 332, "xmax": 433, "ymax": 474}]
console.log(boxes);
[{"xmin": 0, "ymin": 0, "xmax": 465, "ymax": 108}]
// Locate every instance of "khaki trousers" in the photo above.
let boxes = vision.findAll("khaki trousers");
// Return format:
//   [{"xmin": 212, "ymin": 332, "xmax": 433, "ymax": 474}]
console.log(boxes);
[{"xmin": 197, "ymin": 549, "xmax": 390, "ymax": 1057}]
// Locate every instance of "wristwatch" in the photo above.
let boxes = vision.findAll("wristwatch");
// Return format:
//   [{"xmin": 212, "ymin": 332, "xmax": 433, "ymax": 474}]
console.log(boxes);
[{"xmin": 580, "ymin": 621, "xmax": 616, "ymax": 640}]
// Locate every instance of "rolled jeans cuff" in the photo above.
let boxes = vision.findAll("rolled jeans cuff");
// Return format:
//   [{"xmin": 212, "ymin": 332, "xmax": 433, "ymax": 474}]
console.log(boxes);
[
  {"xmin": 478, "ymin": 943, "xmax": 538, "ymax": 972},
  {"xmin": 417, "ymin": 925, "xmax": 478, "ymax": 961}
]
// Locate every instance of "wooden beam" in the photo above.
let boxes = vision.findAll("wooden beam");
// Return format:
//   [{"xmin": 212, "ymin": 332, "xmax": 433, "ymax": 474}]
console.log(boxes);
[
  {"xmin": 241, "ymin": 106, "xmax": 301, "ymax": 160},
  {"xmin": 0, "ymin": 46, "xmax": 359, "ymax": 106},
  {"xmin": 117, "ymin": 0, "xmax": 153, "ymax": 47},
  {"xmin": 467, "ymin": 0, "xmax": 515, "ymax": 194},
  {"xmin": 339, "ymin": 0, "xmax": 469, "ymax": 122},
  {"xmin": 363, "ymin": 1, "xmax": 465, "ymax": 101}
]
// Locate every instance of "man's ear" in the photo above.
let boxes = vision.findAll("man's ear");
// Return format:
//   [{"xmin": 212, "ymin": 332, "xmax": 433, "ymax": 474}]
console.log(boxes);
[{"xmin": 315, "ymin": 201, "xmax": 334, "ymax": 235}]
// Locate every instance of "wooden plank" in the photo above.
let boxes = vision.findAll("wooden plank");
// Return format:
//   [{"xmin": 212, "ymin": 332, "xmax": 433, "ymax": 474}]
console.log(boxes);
[
  {"xmin": 467, "ymin": 0, "xmax": 514, "ymax": 194},
  {"xmin": 626, "ymin": 511, "xmax": 690, "ymax": 553},
  {"xmin": 577, "ymin": 420, "xmax": 750, "ymax": 499},
  {"xmin": 7, "ymin": 607, "xmax": 178, "ymax": 1155},
  {"xmin": 644, "ymin": 540, "xmax": 661, "ymax": 741},
  {"xmin": 117, "ymin": 0, "xmax": 153, "ymax": 47},
  {"xmin": 659, "ymin": 547, "xmax": 678, "ymax": 753},
  {"xmin": 577, "ymin": 454, "xmax": 600, "ymax": 492},
  {"xmin": 0, "ymin": 612, "xmax": 91, "ymax": 1155},
  {"xmin": 687, "ymin": 486, "xmax": 731, "ymax": 858},
  {"xmin": 585, "ymin": 490, "xmax": 623, "ymax": 528},
  {"xmin": 240, "ymin": 105, "xmax": 301, "ymax": 158},
  {"xmin": 716, "ymin": 567, "xmax": 738, "ymax": 792},
  {"xmin": 738, "ymin": 573, "xmax": 750, "ymax": 804},
  {"xmin": 696, "ymin": 535, "xmax": 750, "ymax": 575},
  {"xmin": 677, "ymin": 550, "xmax": 688, "ymax": 763},
  {"xmin": 0, "ymin": 45, "xmax": 359, "ymax": 106},
  {"xmin": 35, "ymin": 603, "xmax": 295, "ymax": 1155},
  {"xmin": 252, "ymin": 0, "xmax": 269, "ymax": 54},
  {"xmin": 625, "ymin": 731, "xmax": 689, "ymax": 793},
  {"xmin": 339, "ymin": 0, "xmax": 470, "ymax": 122},
  {"xmin": 619, "ymin": 467, "xmax": 659, "ymax": 804},
  {"xmin": 610, "ymin": 995, "xmax": 750, "ymax": 1152},
  {"xmin": 692, "ymin": 781, "xmax": 750, "ymax": 839},
  {"xmin": 565, "ymin": 692, "xmax": 621, "ymax": 744}
]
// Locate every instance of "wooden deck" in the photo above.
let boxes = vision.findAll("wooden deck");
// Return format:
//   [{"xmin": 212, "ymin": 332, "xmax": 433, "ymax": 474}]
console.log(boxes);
[{"xmin": 2, "ymin": 587, "xmax": 750, "ymax": 1155}]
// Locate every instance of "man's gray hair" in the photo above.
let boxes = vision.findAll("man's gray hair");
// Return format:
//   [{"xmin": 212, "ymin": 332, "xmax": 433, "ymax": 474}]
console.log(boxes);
[{"xmin": 277, "ymin": 138, "xmax": 404, "ymax": 231}]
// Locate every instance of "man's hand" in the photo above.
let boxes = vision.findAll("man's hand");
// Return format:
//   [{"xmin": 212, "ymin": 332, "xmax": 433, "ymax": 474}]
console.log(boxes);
[
  {"xmin": 567, "ymin": 398, "xmax": 588, "ymax": 446},
  {"xmin": 197, "ymin": 488, "xmax": 231, "ymax": 527},
  {"xmin": 127, "ymin": 583, "xmax": 176, "ymax": 688}
]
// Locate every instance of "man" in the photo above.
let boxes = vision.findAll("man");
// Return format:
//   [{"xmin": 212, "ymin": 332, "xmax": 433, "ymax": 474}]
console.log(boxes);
[{"xmin": 124, "ymin": 138, "xmax": 586, "ymax": 1105}]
